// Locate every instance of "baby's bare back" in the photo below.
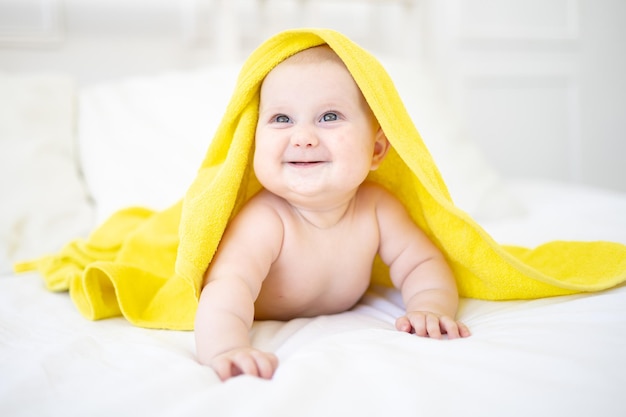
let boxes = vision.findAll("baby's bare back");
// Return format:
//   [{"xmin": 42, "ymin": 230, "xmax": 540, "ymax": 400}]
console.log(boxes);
[{"xmin": 253, "ymin": 185, "xmax": 383, "ymax": 320}]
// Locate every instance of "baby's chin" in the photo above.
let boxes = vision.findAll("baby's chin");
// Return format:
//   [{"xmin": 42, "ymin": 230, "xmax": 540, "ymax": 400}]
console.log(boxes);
[{"xmin": 257, "ymin": 173, "xmax": 365, "ymax": 207}]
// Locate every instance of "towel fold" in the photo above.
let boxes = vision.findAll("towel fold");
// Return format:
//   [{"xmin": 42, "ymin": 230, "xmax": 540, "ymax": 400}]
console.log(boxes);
[{"xmin": 16, "ymin": 28, "xmax": 626, "ymax": 330}]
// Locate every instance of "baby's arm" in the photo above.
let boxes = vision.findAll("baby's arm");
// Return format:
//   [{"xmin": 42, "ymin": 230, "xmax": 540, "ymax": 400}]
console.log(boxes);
[
  {"xmin": 375, "ymin": 187, "xmax": 470, "ymax": 339},
  {"xmin": 194, "ymin": 197, "xmax": 283, "ymax": 380}
]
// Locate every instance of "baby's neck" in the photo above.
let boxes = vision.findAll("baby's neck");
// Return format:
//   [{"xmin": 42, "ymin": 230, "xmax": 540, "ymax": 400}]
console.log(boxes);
[{"xmin": 289, "ymin": 196, "xmax": 357, "ymax": 229}]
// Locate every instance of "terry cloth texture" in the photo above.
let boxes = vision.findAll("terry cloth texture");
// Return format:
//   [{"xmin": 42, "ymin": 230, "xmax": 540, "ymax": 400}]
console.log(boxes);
[{"xmin": 16, "ymin": 28, "xmax": 626, "ymax": 330}]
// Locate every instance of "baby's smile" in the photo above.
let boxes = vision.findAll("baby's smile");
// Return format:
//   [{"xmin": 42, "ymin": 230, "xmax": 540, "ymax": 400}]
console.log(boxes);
[{"xmin": 288, "ymin": 161, "xmax": 325, "ymax": 167}]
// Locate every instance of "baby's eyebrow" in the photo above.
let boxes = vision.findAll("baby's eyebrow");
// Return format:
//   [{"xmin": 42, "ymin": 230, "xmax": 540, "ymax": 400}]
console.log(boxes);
[
  {"xmin": 258, "ymin": 106, "xmax": 286, "ymax": 117},
  {"xmin": 259, "ymin": 100, "xmax": 292, "ymax": 111}
]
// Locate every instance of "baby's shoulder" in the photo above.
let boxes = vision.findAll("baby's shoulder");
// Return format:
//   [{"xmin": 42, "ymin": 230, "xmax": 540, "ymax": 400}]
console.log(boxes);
[
  {"xmin": 358, "ymin": 181, "xmax": 409, "ymax": 217},
  {"xmin": 357, "ymin": 181, "xmax": 398, "ymax": 203},
  {"xmin": 241, "ymin": 189, "xmax": 285, "ymax": 212},
  {"xmin": 232, "ymin": 189, "xmax": 286, "ymax": 225}
]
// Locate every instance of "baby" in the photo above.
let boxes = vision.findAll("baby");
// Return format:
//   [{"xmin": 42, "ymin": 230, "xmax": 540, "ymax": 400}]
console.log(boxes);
[{"xmin": 195, "ymin": 45, "xmax": 470, "ymax": 381}]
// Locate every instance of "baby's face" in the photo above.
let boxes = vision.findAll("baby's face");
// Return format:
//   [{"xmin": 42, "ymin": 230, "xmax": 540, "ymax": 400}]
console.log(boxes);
[{"xmin": 254, "ymin": 57, "xmax": 386, "ymax": 208}]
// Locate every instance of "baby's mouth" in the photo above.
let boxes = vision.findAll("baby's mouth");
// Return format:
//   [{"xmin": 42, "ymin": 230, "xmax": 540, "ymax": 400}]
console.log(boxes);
[{"xmin": 288, "ymin": 161, "xmax": 324, "ymax": 166}]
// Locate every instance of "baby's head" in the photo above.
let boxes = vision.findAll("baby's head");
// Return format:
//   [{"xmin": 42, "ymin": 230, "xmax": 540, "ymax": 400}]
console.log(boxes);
[{"xmin": 253, "ymin": 45, "xmax": 390, "ymax": 207}]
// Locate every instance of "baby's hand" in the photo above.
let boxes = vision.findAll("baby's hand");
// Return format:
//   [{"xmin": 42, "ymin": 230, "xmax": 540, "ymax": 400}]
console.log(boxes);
[
  {"xmin": 209, "ymin": 347, "xmax": 279, "ymax": 381},
  {"xmin": 396, "ymin": 311, "xmax": 470, "ymax": 339}
]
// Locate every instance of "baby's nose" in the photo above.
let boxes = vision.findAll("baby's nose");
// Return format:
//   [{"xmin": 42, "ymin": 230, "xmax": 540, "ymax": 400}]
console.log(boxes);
[{"xmin": 290, "ymin": 126, "xmax": 319, "ymax": 148}]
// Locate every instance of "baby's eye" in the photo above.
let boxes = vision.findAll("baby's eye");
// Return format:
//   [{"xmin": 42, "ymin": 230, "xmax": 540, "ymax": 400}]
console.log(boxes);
[
  {"xmin": 273, "ymin": 114, "xmax": 291, "ymax": 123},
  {"xmin": 321, "ymin": 112, "xmax": 338, "ymax": 122}
]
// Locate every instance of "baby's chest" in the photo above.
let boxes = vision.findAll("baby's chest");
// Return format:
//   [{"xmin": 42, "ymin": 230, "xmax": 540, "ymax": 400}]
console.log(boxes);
[{"xmin": 276, "ymin": 223, "xmax": 379, "ymax": 281}]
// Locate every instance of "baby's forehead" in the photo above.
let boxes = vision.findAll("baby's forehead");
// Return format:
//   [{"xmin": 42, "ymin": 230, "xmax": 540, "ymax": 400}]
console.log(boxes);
[
  {"xmin": 281, "ymin": 44, "xmax": 342, "ymax": 64},
  {"xmin": 266, "ymin": 45, "xmax": 352, "ymax": 86}
]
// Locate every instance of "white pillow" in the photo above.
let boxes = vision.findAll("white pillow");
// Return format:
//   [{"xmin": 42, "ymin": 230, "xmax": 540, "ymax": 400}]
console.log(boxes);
[
  {"xmin": 0, "ymin": 73, "xmax": 94, "ymax": 273},
  {"xmin": 78, "ymin": 61, "xmax": 522, "ymax": 225},
  {"xmin": 78, "ymin": 66, "xmax": 240, "ymax": 225}
]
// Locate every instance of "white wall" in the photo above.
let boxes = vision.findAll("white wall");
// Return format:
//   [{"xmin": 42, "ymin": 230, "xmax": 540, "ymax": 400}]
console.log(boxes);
[
  {"xmin": 421, "ymin": 0, "xmax": 626, "ymax": 192},
  {"xmin": 0, "ymin": 0, "xmax": 419, "ymax": 84},
  {"xmin": 1, "ymin": 0, "xmax": 624, "ymax": 192}
]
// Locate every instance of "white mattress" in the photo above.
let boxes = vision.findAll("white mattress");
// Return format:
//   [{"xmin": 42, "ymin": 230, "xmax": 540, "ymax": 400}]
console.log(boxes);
[{"xmin": 2, "ymin": 179, "xmax": 625, "ymax": 417}]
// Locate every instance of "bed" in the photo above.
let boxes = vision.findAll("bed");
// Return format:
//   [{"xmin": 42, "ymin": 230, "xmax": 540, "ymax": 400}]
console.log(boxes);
[{"xmin": 2, "ymin": 2, "xmax": 626, "ymax": 417}]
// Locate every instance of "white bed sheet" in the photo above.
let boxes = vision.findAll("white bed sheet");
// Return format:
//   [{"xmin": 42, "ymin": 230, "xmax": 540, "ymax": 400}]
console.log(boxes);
[{"xmin": 1, "ymin": 180, "xmax": 626, "ymax": 417}]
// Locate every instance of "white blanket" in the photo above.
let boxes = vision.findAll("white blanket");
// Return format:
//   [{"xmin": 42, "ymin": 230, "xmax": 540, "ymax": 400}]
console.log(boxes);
[{"xmin": 1, "ymin": 180, "xmax": 625, "ymax": 417}]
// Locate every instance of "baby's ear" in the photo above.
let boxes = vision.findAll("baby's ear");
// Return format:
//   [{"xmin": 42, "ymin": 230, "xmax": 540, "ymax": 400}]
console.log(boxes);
[{"xmin": 370, "ymin": 128, "xmax": 390, "ymax": 170}]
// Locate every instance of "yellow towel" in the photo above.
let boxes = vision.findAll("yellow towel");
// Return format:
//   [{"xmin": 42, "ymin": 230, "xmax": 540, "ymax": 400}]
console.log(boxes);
[{"xmin": 16, "ymin": 28, "xmax": 626, "ymax": 330}]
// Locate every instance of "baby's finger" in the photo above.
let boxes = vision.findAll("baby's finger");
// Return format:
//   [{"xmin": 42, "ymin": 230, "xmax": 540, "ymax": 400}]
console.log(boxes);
[
  {"xmin": 439, "ymin": 315, "xmax": 461, "ymax": 339},
  {"xmin": 458, "ymin": 321, "xmax": 471, "ymax": 338},
  {"xmin": 395, "ymin": 316, "xmax": 413, "ymax": 333},
  {"xmin": 232, "ymin": 352, "xmax": 260, "ymax": 378},
  {"xmin": 252, "ymin": 351, "xmax": 279, "ymax": 379},
  {"xmin": 425, "ymin": 314, "xmax": 442, "ymax": 339},
  {"xmin": 212, "ymin": 357, "xmax": 238, "ymax": 381},
  {"xmin": 408, "ymin": 313, "xmax": 428, "ymax": 337},
  {"xmin": 440, "ymin": 317, "xmax": 472, "ymax": 339}
]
